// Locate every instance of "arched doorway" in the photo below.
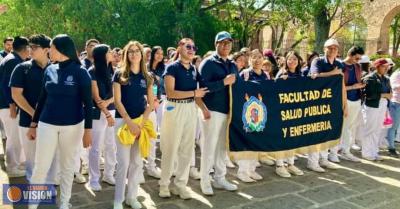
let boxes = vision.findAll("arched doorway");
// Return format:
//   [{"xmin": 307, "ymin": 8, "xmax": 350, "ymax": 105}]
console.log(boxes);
[{"xmin": 363, "ymin": 0, "xmax": 400, "ymax": 55}]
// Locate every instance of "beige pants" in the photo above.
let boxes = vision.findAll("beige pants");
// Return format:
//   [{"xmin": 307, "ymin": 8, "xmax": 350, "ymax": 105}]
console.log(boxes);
[{"xmin": 159, "ymin": 101, "xmax": 197, "ymax": 188}]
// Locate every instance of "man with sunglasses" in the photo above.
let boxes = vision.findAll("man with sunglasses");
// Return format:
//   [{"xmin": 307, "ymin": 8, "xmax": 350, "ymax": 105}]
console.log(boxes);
[
  {"xmin": 10, "ymin": 34, "xmax": 59, "ymax": 183},
  {"xmin": 0, "ymin": 36, "xmax": 30, "ymax": 177},
  {"xmin": 198, "ymin": 31, "xmax": 238, "ymax": 195},
  {"xmin": 329, "ymin": 46, "xmax": 365, "ymax": 163}
]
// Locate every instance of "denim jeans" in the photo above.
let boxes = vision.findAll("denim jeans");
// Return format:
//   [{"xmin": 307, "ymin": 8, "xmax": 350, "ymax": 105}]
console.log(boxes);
[{"xmin": 387, "ymin": 102, "xmax": 400, "ymax": 149}]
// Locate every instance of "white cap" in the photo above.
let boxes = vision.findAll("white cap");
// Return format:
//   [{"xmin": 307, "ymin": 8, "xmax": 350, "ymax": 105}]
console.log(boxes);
[
  {"xmin": 359, "ymin": 55, "xmax": 370, "ymax": 64},
  {"xmin": 324, "ymin": 38, "xmax": 339, "ymax": 47},
  {"xmin": 385, "ymin": 58, "xmax": 395, "ymax": 67}
]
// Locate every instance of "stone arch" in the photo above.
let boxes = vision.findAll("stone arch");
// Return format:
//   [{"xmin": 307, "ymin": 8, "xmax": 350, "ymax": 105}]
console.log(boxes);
[{"xmin": 363, "ymin": 0, "xmax": 400, "ymax": 55}]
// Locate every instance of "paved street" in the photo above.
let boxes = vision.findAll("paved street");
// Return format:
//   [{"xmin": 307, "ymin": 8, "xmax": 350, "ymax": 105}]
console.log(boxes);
[{"xmin": 1, "ymin": 142, "xmax": 399, "ymax": 209}]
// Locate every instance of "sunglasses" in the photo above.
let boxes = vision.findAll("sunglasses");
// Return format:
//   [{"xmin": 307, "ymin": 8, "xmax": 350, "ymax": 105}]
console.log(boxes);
[
  {"xmin": 127, "ymin": 49, "xmax": 141, "ymax": 55},
  {"xmin": 29, "ymin": 44, "xmax": 42, "ymax": 51},
  {"xmin": 185, "ymin": 44, "xmax": 198, "ymax": 52}
]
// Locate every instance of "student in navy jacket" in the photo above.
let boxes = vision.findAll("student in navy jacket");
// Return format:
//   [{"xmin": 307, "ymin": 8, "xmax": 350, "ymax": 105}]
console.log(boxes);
[
  {"xmin": 27, "ymin": 34, "xmax": 92, "ymax": 209},
  {"xmin": 0, "ymin": 36, "xmax": 30, "ymax": 177}
]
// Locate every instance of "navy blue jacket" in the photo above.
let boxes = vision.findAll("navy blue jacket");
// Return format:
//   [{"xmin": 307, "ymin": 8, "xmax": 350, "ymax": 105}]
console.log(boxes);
[{"xmin": 199, "ymin": 53, "xmax": 238, "ymax": 114}]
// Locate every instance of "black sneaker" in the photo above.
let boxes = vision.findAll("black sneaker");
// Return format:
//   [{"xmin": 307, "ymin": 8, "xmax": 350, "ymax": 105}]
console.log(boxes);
[{"xmin": 388, "ymin": 149, "xmax": 399, "ymax": 158}]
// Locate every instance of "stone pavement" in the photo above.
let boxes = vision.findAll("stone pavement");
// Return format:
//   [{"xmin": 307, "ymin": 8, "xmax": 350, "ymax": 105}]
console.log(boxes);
[{"xmin": 1, "ymin": 141, "xmax": 399, "ymax": 209}]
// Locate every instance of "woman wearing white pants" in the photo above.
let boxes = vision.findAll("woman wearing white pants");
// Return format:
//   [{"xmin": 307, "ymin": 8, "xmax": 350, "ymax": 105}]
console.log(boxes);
[
  {"xmin": 361, "ymin": 58, "xmax": 391, "ymax": 160},
  {"xmin": 158, "ymin": 38, "xmax": 208, "ymax": 199},
  {"xmin": 112, "ymin": 41, "xmax": 154, "ymax": 209},
  {"xmin": 87, "ymin": 44, "xmax": 117, "ymax": 191},
  {"xmin": 27, "ymin": 34, "xmax": 92, "ymax": 209}
]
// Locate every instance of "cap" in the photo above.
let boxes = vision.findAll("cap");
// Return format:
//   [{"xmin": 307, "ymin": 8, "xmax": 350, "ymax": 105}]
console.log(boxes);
[
  {"xmin": 324, "ymin": 38, "xmax": 339, "ymax": 47},
  {"xmin": 385, "ymin": 58, "xmax": 395, "ymax": 67},
  {"xmin": 373, "ymin": 58, "xmax": 389, "ymax": 68},
  {"xmin": 215, "ymin": 31, "xmax": 233, "ymax": 43},
  {"xmin": 263, "ymin": 49, "xmax": 273, "ymax": 57},
  {"xmin": 359, "ymin": 55, "xmax": 370, "ymax": 64}
]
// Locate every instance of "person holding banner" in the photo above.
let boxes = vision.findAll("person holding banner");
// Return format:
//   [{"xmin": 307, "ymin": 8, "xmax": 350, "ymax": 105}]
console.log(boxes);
[
  {"xmin": 329, "ymin": 46, "xmax": 365, "ymax": 163},
  {"xmin": 274, "ymin": 51, "xmax": 305, "ymax": 178},
  {"xmin": 308, "ymin": 38, "xmax": 345, "ymax": 172},
  {"xmin": 158, "ymin": 38, "xmax": 209, "ymax": 199},
  {"xmin": 198, "ymin": 31, "xmax": 238, "ymax": 195},
  {"xmin": 112, "ymin": 41, "xmax": 154, "ymax": 209},
  {"xmin": 237, "ymin": 49, "xmax": 271, "ymax": 182},
  {"xmin": 361, "ymin": 58, "xmax": 391, "ymax": 161}
]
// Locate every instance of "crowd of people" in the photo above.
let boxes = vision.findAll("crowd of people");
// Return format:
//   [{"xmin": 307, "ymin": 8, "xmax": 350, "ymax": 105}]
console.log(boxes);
[{"xmin": 0, "ymin": 31, "xmax": 399, "ymax": 209}]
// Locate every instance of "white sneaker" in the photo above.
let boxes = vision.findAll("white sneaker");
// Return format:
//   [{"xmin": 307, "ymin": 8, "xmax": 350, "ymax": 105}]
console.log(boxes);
[
  {"xmin": 340, "ymin": 153, "xmax": 361, "ymax": 162},
  {"xmin": 74, "ymin": 173, "xmax": 86, "ymax": 184},
  {"xmin": 87, "ymin": 182, "xmax": 102, "ymax": 192},
  {"xmin": 212, "ymin": 178, "xmax": 237, "ymax": 191},
  {"xmin": 375, "ymin": 155, "xmax": 384, "ymax": 161},
  {"xmin": 307, "ymin": 165, "xmax": 326, "ymax": 173},
  {"xmin": 275, "ymin": 166, "xmax": 291, "ymax": 178},
  {"xmin": 189, "ymin": 167, "xmax": 201, "ymax": 180},
  {"xmin": 259, "ymin": 157, "xmax": 275, "ymax": 166},
  {"xmin": 102, "ymin": 176, "xmax": 116, "ymax": 185},
  {"xmin": 287, "ymin": 165, "xmax": 304, "ymax": 176},
  {"xmin": 59, "ymin": 202, "xmax": 72, "ymax": 209},
  {"xmin": 200, "ymin": 180, "xmax": 214, "ymax": 196},
  {"xmin": 147, "ymin": 167, "xmax": 161, "ymax": 179},
  {"xmin": 113, "ymin": 202, "xmax": 123, "ymax": 209},
  {"xmin": 159, "ymin": 185, "xmax": 171, "ymax": 198},
  {"xmin": 7, "ymin": 168, "xmax": 26, "ymax": 178},
  {"xmin": 237, "ymin": 173, "xmax": 255, "ymax": 183},
  {"xmin": 226, "ymin": 159, "xmax": 236, "ymax": 168},
  {"xmin": 81, "ymin": 164, "xmax": 89, "ymax": 175},
  {"xmin": 320, "ymin": 160, "xmax": 339, "ymax": 170},
  {"xmin": 249, "ymin": 171, "xmax": 263, "ymax": 180},
  {"xmin": 126, "ymin": 198, "xmax": 142, "ymax": 209},
  {"xmin": 351, "ymin": 144, "xmax": 361, "ymax": 151},
  {"xmin": 254, "ymin": 161, "xmax": 261, "ymax": 168},
  {"xmin": 170, "ymin": 186, "xmax": 192, "ymax": 200},
  {"xmin": 362, "ymin": 156, "xmax": 376, "ymax": 161},
  {"xmin": 328, "ymin": 154, "xmax": 340, "ymax": 163}
]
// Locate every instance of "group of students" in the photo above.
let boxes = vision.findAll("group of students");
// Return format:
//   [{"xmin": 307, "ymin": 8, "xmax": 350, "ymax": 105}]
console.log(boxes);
[{"xmin": 0, "ymin": 31, "xmax": 398, "ymax": 209}]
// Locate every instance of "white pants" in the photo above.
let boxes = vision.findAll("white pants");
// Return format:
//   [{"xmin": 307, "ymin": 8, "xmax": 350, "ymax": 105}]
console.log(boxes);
[
  {"xmin": 89, "ymin": 111, "xmax": 117, "ymax": 185},
  {"xmin": 0, "ymin": 109, "xmax": 24, "ymax": 170},
  {"xmin": 146, "ymin": 111, "xmax": 158, "ymax": 170},
  {"xmin": 200, "ymin": 111, "xmax": 227, "ymax": 182},
  {"xmin": 19, "ymin": 126, "xmax": 60, "ymax": 183},
  {"xmin": 308, "ymin": 150, "xmax": 329, "ymax": 167},
  {"xmin": 74, "ymin": 146, "xmax": 88, "ymax": 173},
  {"xmin": 114, "ymin": 118, "xmax": 143, "ymax": 203},
  {"xmin": 332, "ymin": 100, "xmax": 361, "ymax": 154},
  {"xmin": 29, "ymin": 121, "xmax": 84, "ymax": 207},
  {"xmin": 159, "ymin": 101, "xmax": 197, "ymax": 188},
  {"xmin": 237, "ymin": 159, "xmax": 257, "ymax": 174},
  {"xmin": 362, "ymin": 99, "xmax": 388, "ymax": 158}
]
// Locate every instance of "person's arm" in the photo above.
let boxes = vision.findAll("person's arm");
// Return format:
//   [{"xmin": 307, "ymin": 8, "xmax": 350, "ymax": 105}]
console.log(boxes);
[
  {"xmin": 143, "ymin": 79, "xmax": 155, "ymax": 122},
  {"xmin": 12, "ymin": 88, "xmax": 34, "ymax": 116},
  {"xmin": 2, "ymin": 60, "xmax": 18, "ymax": 105},
  {"xmin": 10, "ymin": 64, "xmax": 35, "ymax": 116},
  {"xmin": 91, "ymin": 80, "xmax": 111, "ymax": 117},
  {"xmin": 195, "ymin": 98, "xmax": 211, "ymax": 120},
  {"xmin": 164, "ymin": 75, "xmax": 208, "ymax": 99}
]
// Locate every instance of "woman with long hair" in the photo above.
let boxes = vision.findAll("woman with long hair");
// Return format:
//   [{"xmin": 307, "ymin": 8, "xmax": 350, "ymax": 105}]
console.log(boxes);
[
  {"xmin": 87, "ymin": 44, "xmax": 117, "ymax": 191},
  {"xmin": 27, "ymin": 34, "xmax": 93, "ymax": 209},
  {"xmin": 112, "ymin": 41, "xmax": 154, "ymax": 209}
]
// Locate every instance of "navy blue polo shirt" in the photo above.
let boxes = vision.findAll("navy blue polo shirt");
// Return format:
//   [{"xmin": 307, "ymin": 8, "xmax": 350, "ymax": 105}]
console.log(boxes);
[
  {"xmin": 380, "ymin": 75, "xmax": 391, "ymax": 94},
  {"xmin": 113, "ymin": 70, "xmax": 147, "ymax": 119},
  {"xmin": 240, "ymin": 69, "xmax": 269, "ymax": 81},
  {"xmin": 310, "ymin": 56, "xmax": 344, "ymax": 74},
  {"xmin": 9, "ymin": 60, "xmax": 48, "ymax": 127},
  {"xmin": 344, "ymin": 64, "xmax": 361, "ymax": 101},
  {"xmin": 82, "ymin": 58, "xmax": 92, "ymax": 70},
  {"xmin": 199, "ymin": 54, "xmax": 239, "ymax": 114},
  {"xmin": 32, "ymin": 60, "xmax": 93, "ymax": 129},
  {"xmin": 0, "ymin": 52, "xmax": 24, "ymax": 109},
  {"xmin": 163, "ymin": 60, "xmax": 198, "ymax": 92},
  {"xmin": 88, "ymin": 67, "xmax": 115, "ymax": 120}
]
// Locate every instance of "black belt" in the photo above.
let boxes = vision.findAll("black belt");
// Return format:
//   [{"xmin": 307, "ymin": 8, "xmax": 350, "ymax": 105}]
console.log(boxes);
[{"xmin": 167, "ymin": 98, "xmax": 194, "ymax": 103}]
